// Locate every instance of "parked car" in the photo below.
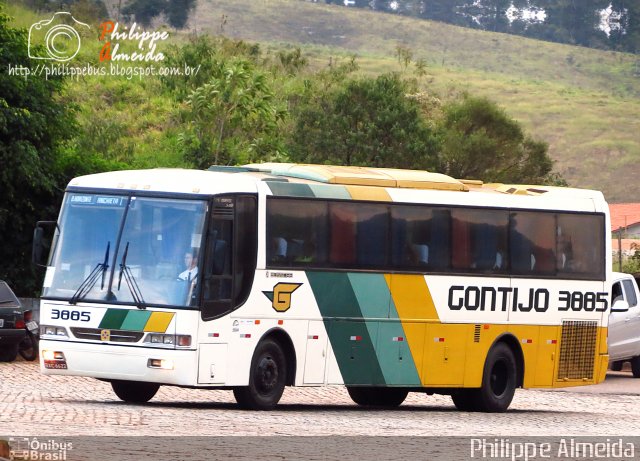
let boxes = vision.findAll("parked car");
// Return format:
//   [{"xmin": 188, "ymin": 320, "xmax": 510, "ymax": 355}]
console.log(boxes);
[
  {"xmin": 0, "ymin": 281, "xmax": 26, "ymax": 362},
  {"xmin": 608, "ymin": 272, "xmax": 640, "ymax": 377}
]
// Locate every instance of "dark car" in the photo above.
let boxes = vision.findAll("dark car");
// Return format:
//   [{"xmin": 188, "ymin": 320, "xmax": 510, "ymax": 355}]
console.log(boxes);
[{"xmin": 0, "ymin": 281, "xmax": 26, "ymax": 362}]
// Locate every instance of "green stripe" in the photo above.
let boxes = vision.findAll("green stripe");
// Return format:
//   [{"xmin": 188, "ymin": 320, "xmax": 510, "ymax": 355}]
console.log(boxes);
[
  {"xmin": 306, "ymin": 272, "xmax": 386, "ymax": 385},
  {"xmin": 121, "ymin": 310, "xmax": 152, "ymax": 330},
  {"xmin": 308, "ymin": 184, "xmax": 351, "ymax": 200},
  {"xmin": 348, "ymin": 273, "xmax": 421, "ymax": 386},
  {"xmin": 98, "ymin": 309, "xmax": 129, "ymax": 329},
  {"xmin": 266, "ymin": 181, "xmax": 314, "ymax": 197}
]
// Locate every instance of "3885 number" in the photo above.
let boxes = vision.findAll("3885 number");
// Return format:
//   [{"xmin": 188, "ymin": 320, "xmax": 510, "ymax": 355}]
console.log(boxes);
[
  {"xmin": 558, "ymin": 291, "xmax": 608, "ymax": 312},
  {"xmin": 51, "ymin": 309, "xmax": 91, "ymax": 321}
]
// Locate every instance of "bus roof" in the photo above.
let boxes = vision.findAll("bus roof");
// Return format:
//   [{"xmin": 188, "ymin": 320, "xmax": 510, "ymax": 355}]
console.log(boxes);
[{"xmin": 66, "ymin": 164, "xmax": 607, "ymax": 210}]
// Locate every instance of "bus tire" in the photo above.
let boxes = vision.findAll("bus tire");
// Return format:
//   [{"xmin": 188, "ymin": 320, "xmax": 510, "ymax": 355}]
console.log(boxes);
[
  {"xmin": 347, "ymin": 387, "xmax": 408, "ymax": 407},
  {"xmin": 233, "ymin": 339, "xmax": 286, "ymax": 410},
  {"xmin": 611, "ymin": 361, "xmax": 623, "ymax": 372},
  {"xmin": 111, "ymin": 380, "xmax": 160, "ymax": 403},
  {"xmin": 631, "ymin": 357, "xmax": 640, "ymax": 378},
  {"xmin": 476, "ymin": 342, "xmax": 517, "ymax": 413},
  {"xmin": 451, "ymin": 389, "xmax": 479, "ymax": 411}
]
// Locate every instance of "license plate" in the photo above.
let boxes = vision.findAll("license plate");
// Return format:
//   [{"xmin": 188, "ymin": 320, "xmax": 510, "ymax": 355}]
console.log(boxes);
[
  {"xmin": 44, "ymin": 361, "xmax": 67, "ymax": 370},
  {"xmin": 0, "ymin": 319, "xmax": 3, "ymax": 328},
  {"xmin": 26, "ymin": 321, "xmax": 38, "ymax": 332}
]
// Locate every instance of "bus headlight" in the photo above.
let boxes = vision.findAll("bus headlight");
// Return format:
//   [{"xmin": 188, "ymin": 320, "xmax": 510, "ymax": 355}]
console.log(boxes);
[
  {"xmin": 144, "ymin": 334, "xmax": 191, "ymax": 348},
  {"xmin": 41, "ymin": 325, "xmax": 68, "ymax": 338}
]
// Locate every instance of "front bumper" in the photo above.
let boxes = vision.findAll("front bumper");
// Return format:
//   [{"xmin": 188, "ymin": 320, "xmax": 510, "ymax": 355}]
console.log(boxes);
[{"xmin": 39, "ymin": 339, "xmax": 199, "ymax": 386}]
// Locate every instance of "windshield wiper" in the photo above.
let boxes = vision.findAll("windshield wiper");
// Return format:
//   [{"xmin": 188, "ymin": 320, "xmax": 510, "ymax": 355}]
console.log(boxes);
[
  {"xmin": 70, "ymin": 242, "xmax": 110, "ymax": 305},
  {"xmin": 117, "ymin": 242, "xmax": 146, "ymax": 310}
]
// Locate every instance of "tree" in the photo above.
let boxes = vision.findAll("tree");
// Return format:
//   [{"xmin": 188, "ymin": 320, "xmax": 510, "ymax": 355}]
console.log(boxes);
[
  {"xmin": 289, "ymin": 73, "xmax": 438, "ymax": 170},
  {"xmin": 122, "ymin": 0, "xmax": 196, "ymax": 29},
  {"xmin": 0, "ymin": 12, "xmax": 75, "ymax": 295},
  {"xmin": 180, "ymin": 60, "xmax": 286, "ymax": 168},
  {"xmin": 435, "ymin": 94, "xmax": 554, "ymax": 184}
]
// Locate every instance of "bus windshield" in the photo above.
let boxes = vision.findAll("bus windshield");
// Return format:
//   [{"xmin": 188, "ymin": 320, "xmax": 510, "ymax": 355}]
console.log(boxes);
[{"xmin": 43, "ymin": 193, "xmax": 207, "ymax": 307}]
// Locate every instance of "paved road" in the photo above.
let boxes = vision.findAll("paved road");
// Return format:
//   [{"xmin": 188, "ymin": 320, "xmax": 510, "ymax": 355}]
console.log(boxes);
[{"xmin": 1, "ymin": 362, "xmax": 639, "ymax": 438}]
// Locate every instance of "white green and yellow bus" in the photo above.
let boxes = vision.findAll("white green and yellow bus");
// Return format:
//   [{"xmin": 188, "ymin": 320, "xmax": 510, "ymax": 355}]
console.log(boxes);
[{"xmin": 35, "ymin": 163, "xmax": 611, "ymax": 412}]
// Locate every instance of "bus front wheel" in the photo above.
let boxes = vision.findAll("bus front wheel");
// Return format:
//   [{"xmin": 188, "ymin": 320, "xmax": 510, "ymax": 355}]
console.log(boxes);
[
  {"xmin": 111, "ymin": 380, "xmax": 160, "ymax": 403},
  {"xmin": 233, "ymin": 339, "xmax": 287, "ymax": 410}
]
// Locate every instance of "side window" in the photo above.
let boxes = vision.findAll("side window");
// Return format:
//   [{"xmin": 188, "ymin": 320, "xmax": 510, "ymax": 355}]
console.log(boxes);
[
  {"xmin": 451, "ymin": 209, "xmax": 509, "ymax": 273},
  {"xmin": 622, "ymin": 280, "xmax": 638, "ymax": 307},
  {"xmin": 328, "ymin": 202, "xmax": 388, "ymax": 268},
  {"xmin": 557, "ymin": 214, "xmax": 604, "ymax": 280},
  {"xmin": 510, "ymin": 212, "xmax": 556, "ymax": 275},
  {"xmin": 266, "ymin": 198, "xmax": 328, "ymax": 267},
  {"xmin": 201, "ymin": 195, "xmax": 257, "ymax": 320},
  {"xmin": 390, "ymin": 206, "xmax": 451, "ymax": 271}
]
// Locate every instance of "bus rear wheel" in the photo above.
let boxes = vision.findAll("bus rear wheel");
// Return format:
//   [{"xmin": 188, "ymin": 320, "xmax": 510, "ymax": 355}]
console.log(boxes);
[
  {"xmin": 476, "ymin": 342, "xmax": 517, "ymax": 412},
  {"xmin": 111, "ymin": 380, "xmax": 160, "ymax": 403},
  {"xmin": 234, "ymin": 339, "xmax": 286, "ymax": 410},
  {"xmin": 347, "ymin": 387, "xmax": 408, "ymax": 407},
  {"xmin": 451, "ymin": 389, "xmax": 478, "ymax": 411},
  {"xmin": 611, "ymin": 361, "xmax": 623, "ymax": 372}
]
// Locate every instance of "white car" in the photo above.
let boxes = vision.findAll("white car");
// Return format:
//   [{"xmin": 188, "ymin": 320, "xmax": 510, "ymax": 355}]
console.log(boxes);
[{"xmin": 608, "ymin": 272, "xmax": 640, "ymax": 377}]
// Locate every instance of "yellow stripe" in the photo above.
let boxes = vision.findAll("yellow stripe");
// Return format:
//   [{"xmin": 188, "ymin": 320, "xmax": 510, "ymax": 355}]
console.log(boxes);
[
  {"xmin": 385, "ymin": 274, "xmax": 439, "ymax": 385},
  {"xmin": 144, "ymin": 312, "xmax": 175, "ymax": 333},
  {"xmin": 345, "ymin": 185, "xmax": 391, "ymax": 201}
]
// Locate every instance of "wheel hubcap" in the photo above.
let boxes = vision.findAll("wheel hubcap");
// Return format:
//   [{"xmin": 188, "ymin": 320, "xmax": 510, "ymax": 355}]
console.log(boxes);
[
  {"xmin": 256, "ymin": 355, "xmax": 278, "ymax": 393},
  {"xmin": 490, "ymin": 360, "xmax": 508, "ymax": 397}
]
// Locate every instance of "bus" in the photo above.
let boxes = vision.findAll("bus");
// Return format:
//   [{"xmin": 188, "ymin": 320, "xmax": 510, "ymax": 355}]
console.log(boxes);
[{"xmin": 34, "ymin": 163, "xmax": 611, "ymax": 412}]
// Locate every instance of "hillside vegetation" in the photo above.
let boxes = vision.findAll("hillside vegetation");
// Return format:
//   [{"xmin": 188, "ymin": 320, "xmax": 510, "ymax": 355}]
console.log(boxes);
[
  {"xmin": 176, "ymin": 0, "xmax": 639, "ymax": 202},
  {"xmin": 11, "ymin": 0, "xmax": 640, "ymax": 201}
]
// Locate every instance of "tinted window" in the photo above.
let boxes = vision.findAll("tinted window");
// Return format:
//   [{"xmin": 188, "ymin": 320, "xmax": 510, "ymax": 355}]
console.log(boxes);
[
  {"xmin": 391, "ymin": 206, "xmax": 450, "ymax": 270},
  {"xmin": 451, "ymin": 209, "xmax": 509, "ymax": 273},
  {"xmin": 510, "ymin": 211, "xmax": 556, "ymax": 275},
  {"xmin": 266, "ymin": 199, "xmax": 328, "ymax": 266},
  {"xmin": 329, "ymin": 202, "xmax": 388, "ymax": 267},
  {"xmin": 557, "ymin": 214, "xmax": 604, "ymax": 279}
]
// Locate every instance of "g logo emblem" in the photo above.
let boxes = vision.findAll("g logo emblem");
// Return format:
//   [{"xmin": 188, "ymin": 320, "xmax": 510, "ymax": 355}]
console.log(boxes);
[{"xmin": 263, "ymin": 283, "xmax": 302, "ymax": 313}]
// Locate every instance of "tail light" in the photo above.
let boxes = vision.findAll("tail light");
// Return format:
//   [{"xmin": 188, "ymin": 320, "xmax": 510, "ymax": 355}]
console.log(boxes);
[{"xmin": 15, "ymin": 319, "xmax": 25, "ymax": 329}]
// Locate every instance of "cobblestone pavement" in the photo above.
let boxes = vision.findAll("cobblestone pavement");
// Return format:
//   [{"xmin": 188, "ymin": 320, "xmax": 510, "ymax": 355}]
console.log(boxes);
[{"xmin": 1, "ymin": 362, "xmax": 639, "ymax": 438}]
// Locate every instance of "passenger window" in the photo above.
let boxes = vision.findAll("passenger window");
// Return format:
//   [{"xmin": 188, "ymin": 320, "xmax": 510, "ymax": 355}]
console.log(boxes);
[
  {"xmin": 451, "ymin": 209, "xmax": 509, "ymax": 273},
  {"xmin": 266, "ymin": 199, "xmax": 328, "ymax": 266},
  {"xmin": 556, "ymin": 214, "xmax": 604, "ymax": 279},
  {"xmin": 510, "ymin": 212, "xmax": 556, "ymax": 275},
  {"xmin": 391, "ymin": 206, "xmax": 451, "ymax": 271},
  {"xmin": 327, "ymin": 202, "xmax": 388, "ymax": 267}
]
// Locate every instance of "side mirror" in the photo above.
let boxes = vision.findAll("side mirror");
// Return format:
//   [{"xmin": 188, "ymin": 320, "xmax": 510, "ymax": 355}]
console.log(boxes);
[
  {"xmin": 611, "ymin": 300, "xmax": 630, "ymax": 313},
  {"xmin": 32, "ymin": 221, "xmax": 57, "ymax": 267}
]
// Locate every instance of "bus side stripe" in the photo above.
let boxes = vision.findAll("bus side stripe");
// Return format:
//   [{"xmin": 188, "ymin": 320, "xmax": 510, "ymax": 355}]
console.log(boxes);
[
  {"xmin": 306, "ymin": 272, "xmax": 386, "ymax": 385},
  {"xmin": 385, "ymin": 274, "xmax": 440, "ymax": 386},
  {"xmin": 348, "ymin": 273, "xmax": 421, "ymax": 385}
]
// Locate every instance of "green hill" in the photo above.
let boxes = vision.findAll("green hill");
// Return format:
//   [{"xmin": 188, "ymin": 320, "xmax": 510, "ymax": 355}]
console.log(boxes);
[{"xmin": 178, "ymin": 0, "xmax": 639, "ymax": 203}]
